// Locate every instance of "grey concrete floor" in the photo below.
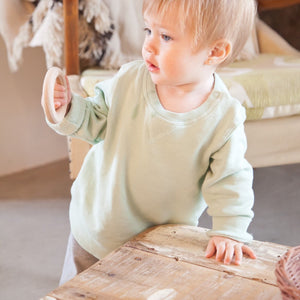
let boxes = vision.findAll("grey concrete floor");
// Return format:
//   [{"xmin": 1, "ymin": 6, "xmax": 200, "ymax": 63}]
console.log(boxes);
[
  {"xmin": 0, "ymin": 160, "xmax": 72, "ymax": 300},
  {"xmin": 199, "ymin": 163, "xmax": 300, "ymax": 246},
  {"xmin": 0, "ymin": 160, "xmax": 299, "ymax": 299}
]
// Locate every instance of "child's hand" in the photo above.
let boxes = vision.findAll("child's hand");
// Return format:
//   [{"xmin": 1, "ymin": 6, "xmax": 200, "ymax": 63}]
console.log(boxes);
[
  {"xmin": 42, "ymin": 68, "xmax": 72, "ymax": 124},
  {"xmin": 54, "ymin": 76, "xmax": 71, "ymax": 110},
  {"xmin": 205, "ymin": 236, "xmax": 256, "ymax": 265}
]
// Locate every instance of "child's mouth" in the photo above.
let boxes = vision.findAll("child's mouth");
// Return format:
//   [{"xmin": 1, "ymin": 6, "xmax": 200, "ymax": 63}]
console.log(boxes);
[{"xmin": 146, "ymin": 61, "xmax": 159, "ymax": 73}]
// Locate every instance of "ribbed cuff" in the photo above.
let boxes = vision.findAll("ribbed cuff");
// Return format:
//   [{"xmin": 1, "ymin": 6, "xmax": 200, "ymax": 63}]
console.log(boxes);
[
  {"xmin": 207, "ymin": 216, "xmax": 253, "ymax": 243},
  {"xmin": 46, "ymin": 94, "xmax": 87, "ymax": 136}
]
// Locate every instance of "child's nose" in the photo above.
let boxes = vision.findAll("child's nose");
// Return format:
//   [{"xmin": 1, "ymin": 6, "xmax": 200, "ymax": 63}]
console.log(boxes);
[{"xmin": 144, "ymin": 37, "xmax": 157, "ymax": 54}]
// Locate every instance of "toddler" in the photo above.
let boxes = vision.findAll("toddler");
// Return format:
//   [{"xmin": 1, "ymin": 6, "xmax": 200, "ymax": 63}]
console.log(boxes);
[{"xmin": 44, "ymin": 0, "xmax": 257, "ymax": 284}]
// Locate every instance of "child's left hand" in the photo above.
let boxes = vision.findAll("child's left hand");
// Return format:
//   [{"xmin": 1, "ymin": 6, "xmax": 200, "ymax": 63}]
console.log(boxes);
[{"xmin": 205, "ymin": 236, "xmax": 256, "ymax": 265}]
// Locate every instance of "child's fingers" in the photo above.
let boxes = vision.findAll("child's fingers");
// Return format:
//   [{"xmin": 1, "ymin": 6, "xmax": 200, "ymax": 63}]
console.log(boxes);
[
  {"xmin": 54, "ymin": 82, "xmax": 65, "ymax": 91},
  {"xmin": 205, "ymin": 239, "xmax": 216, "ymax": 258},
  {"xmin": 233, "ymin": 244, "xmax": 243, "ymax": 265},
  {"xmin": 205, "ymin": 236, "xmax": 257, "ymax": 265},
  {"xmin": 242, "ymin": 245, "xmax": 257, "ymax": 259},
  {"xmin": 53, "ymin": 82, "xmax": 67, "ymax": 111},
  {"xmin": 54, "ymin": 101, "xmax": 62, "ymax": 109},
  {"xmin": 215, "ymin": 242, "xmax": 226, "ymax": 262},
  {"xmin": 224, "ymin": 243, "xmax": 235, "ymax": 264},
  {"xmin": 54, "ymin": 90, "xmax": 66, "ymax": 101},
  {"xmin": 54, "ymin": 83, "xmax": 65, "ymax": 97}
]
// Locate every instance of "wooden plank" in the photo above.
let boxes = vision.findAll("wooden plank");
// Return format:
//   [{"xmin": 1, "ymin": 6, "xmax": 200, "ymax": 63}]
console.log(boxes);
[
  {"xmin": 42, "ymin": 247, "xmax": 282, "ymax": 300},
  {"xmin": 125, "ymin": 224, "xmax": 290, "ymax": 286}
]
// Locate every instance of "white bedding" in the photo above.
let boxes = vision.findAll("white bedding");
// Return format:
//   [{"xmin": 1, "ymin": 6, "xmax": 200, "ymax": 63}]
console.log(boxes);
[{"xmin": 245, "ymin": 115, "xmax": 300, "ymax": 168}]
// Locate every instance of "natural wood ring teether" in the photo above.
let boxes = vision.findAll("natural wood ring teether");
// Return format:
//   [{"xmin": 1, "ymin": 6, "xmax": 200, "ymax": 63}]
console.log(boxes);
[{"xmin": 41, "ymin": 67, "xmax": 68, "ymax": 124}]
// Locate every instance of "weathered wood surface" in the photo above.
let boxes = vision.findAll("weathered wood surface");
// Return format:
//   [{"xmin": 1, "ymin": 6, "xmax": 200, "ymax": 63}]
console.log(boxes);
[
  {"xmin": 42, "ymin": 225, "xmax": 289, "ymax": 300},
  {"xmin": 127, "ymin": 225, "xmax": 290, "ymax": 286}
]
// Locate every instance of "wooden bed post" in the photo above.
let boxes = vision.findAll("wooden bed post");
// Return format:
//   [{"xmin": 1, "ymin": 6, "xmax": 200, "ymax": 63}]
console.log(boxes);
[
  {"xmin": 257, "ymin": 0, "xmax": 300, "ymax": 11},
  {"xmin": 63, "ymin": 0, "xmax": 80, "ymax": 75},
  {"xmin": 63, "ymin": 0, "xmax": 91, "ymax": 179}
]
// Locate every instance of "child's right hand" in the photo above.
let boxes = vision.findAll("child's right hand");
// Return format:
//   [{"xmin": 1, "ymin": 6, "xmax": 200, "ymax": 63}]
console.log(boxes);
[
  {"xmin": 42, "ymin": 67, "xmax": 72, "ymax": 124},
  {"xmin": 205, "ymin": 236, "xmax": 256, "ymax": 265},
  {"xmin": 54, "ymin": 76, "xmax": 72, "ymax": 110}
]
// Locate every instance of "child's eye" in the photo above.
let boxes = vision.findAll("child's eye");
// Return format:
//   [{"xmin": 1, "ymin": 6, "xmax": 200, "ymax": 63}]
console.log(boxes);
[
  {"xmin": 161, "ymin": 34, "xmax": 172, "ymax": 42},
  {"xmin": 144, "ymin": 27, "xmax": 151, "ymax": 36}
]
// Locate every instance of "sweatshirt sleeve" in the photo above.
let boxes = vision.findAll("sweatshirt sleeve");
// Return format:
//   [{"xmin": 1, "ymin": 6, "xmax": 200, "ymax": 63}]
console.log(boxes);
[
  {"xmin": 46, "ymin": 85, "xmax": 109, "ymax": 145},
  {"xmin": 202, "ymin": 122, "xmax": 254, "ymax": 243}
]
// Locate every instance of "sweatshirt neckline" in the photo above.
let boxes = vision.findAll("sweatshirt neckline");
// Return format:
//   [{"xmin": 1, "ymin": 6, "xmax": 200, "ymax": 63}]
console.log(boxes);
[{"xmin": 143, "ymin": 65, "xmax": 224, "ymax": 124}]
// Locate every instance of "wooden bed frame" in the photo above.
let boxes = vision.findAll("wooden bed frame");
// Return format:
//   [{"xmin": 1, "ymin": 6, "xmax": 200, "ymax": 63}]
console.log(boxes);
[
  {"xmin": 257, "ymin": 0, "xmax": 300, "ymax": 10},
  {"xmin": 63, "ymin": 0, "xmax": 300, "ymax": 76},
  {"xmin": 62, "ymin": 0, "xmax": 300, "ymax": 178}
]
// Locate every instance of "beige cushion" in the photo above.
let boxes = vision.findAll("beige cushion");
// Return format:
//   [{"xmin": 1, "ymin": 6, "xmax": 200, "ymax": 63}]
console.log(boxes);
[
  {"xmin": 78, "ymin": 54, "xmax": 300, "ymax": 121},
  {"xmin": 219, "ymin": 54, "xmax": 300, "ymax": 120}
]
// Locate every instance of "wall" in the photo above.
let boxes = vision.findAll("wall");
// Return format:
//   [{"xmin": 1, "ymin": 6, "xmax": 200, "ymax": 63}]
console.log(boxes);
[{"xmin": 0, "ymin": 37, "xmax": 68, "ymax": 176}]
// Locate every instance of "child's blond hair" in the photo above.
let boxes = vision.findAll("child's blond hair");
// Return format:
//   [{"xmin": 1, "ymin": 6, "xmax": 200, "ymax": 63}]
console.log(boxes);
[{"xmin": 143, "ymin": 0, "xmax": 257, "ymax": 66}]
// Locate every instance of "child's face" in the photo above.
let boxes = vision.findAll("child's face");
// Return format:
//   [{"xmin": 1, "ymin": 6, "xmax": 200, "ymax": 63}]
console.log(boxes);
[{"xmin": 142, "ymin": 8, "xmax": 212, "ymax": 88}]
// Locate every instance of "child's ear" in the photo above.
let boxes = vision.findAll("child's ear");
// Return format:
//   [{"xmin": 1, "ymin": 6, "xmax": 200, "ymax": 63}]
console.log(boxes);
[{"xmin": 205, "ymin": 39, "xmax": 232, "ymax": 65}]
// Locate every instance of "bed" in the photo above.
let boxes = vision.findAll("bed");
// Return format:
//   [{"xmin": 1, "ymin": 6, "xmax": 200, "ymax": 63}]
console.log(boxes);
[
  {"xmin": 63, "ymin": 0, "xmax": 300, "ymax": 178},
  {"xmin": 1, "ymin": 0, "xmax": 299, "ymax": 178}
]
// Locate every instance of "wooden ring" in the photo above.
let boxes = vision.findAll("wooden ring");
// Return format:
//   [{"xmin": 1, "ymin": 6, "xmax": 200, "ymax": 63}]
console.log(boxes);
[{"xmin": 41, "ymin": 67, "xmax": 68, "ymax": 124}]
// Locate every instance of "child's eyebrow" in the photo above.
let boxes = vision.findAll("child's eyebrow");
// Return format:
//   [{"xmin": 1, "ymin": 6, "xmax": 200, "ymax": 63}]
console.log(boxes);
[
  {"xmin": 143, "ymin": 15, "xmax": 167, "ymax": 28},
  {"xmin": 144, "ymin": 21, "xmax": 175, "ymax": 33}
]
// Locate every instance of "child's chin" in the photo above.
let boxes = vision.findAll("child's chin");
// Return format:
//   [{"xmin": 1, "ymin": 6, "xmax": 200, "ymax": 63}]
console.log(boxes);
[{"xmin": 149, "ymin": 74, "xmax": 162, "ymax": 85}]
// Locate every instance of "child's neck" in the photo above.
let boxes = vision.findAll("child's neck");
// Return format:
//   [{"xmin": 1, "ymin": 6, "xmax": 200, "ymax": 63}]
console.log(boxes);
[{"xmin": 156, "ymin": 75, "xmax": 215, "ymax": 113}]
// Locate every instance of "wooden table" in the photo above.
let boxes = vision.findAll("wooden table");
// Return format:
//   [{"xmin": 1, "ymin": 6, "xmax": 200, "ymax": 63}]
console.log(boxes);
[{"xmin": 42, "ymin": 225, "xmax": 289, "ymax": 300}]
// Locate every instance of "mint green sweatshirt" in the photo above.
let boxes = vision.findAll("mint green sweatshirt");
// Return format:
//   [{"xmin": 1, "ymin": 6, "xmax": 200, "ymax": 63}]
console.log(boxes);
[{"xmin": 48, "ymin": 60, "xmax": 254, "ymax": 259}]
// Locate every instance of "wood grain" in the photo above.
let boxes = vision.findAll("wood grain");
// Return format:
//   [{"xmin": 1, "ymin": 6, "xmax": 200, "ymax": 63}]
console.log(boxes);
[
  {"xmin": 43, "ymin": 247, "xmax": 282, "ymax": 300},
  {"xmin": 126, "ymin": 225, "xmax": 290, "ymax": 286},
  {"xmin": 63, "ymin": 0, "xmax": 80, "ymax": 75},
  {"xmin": 41, "ymin": 225, "xmax": 288, "ymax": 299}
]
